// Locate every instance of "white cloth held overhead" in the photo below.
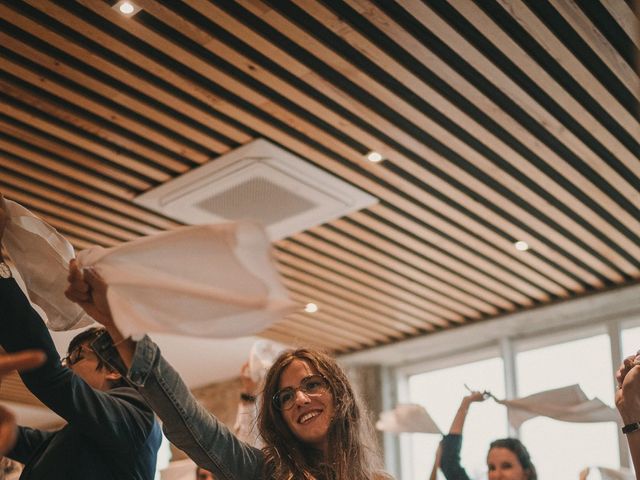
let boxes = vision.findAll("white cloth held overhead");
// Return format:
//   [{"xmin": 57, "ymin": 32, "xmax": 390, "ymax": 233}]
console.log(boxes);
[
  {"xmin": 3, "ymin": 200, "xmax": 93, "ymax": 330},
  {"xmin": 248, "ymin": 339, "xmax": 286, "ymax": 383},
  {"xmin": 497, "ymin": 384, "xmax": 618, "ymax": 429},
  {"xmin": 375, "ymin": 404, "xmax": 441, "ymax": 434},
  {"xmin": 596, "ymin": 467, "xmax": 636, "ymax": 480},
  {"xmin": 76, "ymin": 222, "xmax": 295, "ymax": 339}
]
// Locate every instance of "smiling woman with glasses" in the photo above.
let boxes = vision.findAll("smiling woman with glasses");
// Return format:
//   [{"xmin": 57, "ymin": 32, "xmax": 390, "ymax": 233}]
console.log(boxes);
[{"xmin": 66, "ymin": 262, "xmax": 392, "ymax": 480}]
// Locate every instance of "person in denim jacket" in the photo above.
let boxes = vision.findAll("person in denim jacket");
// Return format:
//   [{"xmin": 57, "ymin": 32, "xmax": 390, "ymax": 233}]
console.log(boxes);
[{"xmin": 66, "ymin": 262, "xmax": 391, "ymax": 480}]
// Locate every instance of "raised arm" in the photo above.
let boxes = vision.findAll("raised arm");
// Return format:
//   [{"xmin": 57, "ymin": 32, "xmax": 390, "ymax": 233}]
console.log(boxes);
[
  {"xmin": 615, "ymin": 354, "xmax": 640, "ymax": 474},
  {"xmin": 428, "ymin": 443, "xmax": 442, "ymax": 480},
  {"xmin": 439, "ymin": 392, "xmax": 486, "ymax": 480},
  {"xmin": 448, "ymin": 391, "xmax": 485, "ymax": 435},
  {"xmin": 66, "ymin": 262, "xmax": 264, "ymax": 480}
]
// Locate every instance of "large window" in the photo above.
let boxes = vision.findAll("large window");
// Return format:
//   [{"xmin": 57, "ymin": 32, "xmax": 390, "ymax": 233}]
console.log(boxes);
[
  {"xmin": 516, "ymin": 334, "xmax": 618, "ymax": 479},
  {"xmin": 403, "ymin": 356, "xmax": 506, "ymax": 480},
  {"xmin": 395, "ymin": 319, "xmax": 633, "ymax": 480}
]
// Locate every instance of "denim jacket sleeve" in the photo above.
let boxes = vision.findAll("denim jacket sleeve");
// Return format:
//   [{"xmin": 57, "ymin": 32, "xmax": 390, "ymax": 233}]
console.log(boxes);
[{"xmin": 93, "ymin": 334, "xmax": 264, "ymax": 480}]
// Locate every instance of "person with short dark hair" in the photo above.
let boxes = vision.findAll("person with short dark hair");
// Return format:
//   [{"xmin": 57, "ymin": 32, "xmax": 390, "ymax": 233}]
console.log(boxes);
[
  {"xmin": 0, "ymin": 194, "xmax": 162, "ymax": 480},
  {"xmin": 440, "ymin": 392, "xmax": 537, "ymax": 480}
]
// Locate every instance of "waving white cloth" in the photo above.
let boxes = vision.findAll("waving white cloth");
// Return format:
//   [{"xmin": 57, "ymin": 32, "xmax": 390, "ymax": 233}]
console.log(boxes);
[
  {"xmin": 596, "ymin": 467, "xmax": 635, "ymax": 480},
  {"xmin": 375, "ymin": 404, "xmax": 441, "ymax": 434},
  {"xmin": 248, "ymin": 339, "xmax": 286, "ymax": 383},
  {"xmin": 3, "ymin": 200, "xmax": 294, "ymax": 337},
  {"xmin": 75, "ymin": 222, "xmax": 295, "ymax": 339},
  {"xmin": 497, "ymin": 384, "xmax": 618, "ymax": 429},
  {"xmin": 3, "ymin": 200, "xmax": 93, "ymax": 330}
]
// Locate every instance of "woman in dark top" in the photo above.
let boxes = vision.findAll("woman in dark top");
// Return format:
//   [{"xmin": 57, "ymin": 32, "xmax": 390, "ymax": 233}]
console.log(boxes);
[{"xmin": 440, "ymin": 392, "xmax": 537, "ymax": 480}]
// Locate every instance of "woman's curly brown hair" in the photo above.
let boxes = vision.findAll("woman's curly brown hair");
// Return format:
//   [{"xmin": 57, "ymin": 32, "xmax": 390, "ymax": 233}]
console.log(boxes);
[{"xmin": 258, "ymin": 348, "xmax": 385, "ymax": 480}]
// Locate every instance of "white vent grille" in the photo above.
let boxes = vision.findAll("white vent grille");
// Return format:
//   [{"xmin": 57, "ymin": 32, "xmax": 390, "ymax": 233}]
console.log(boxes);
[
  {"xmin": 194, "ymin": 176, "xmax": 315, "ymax": 224},
  {"xmin": 134, "ymin": 139, "xmax": 378, "ymax": 240}
]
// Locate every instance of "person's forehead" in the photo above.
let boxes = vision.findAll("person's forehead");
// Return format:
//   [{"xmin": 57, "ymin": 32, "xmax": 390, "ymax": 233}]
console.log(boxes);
[
  {"xmin": 279, "ymin": 359, "xmax": 317, "ymax": 389},
  {"xmin": 487, "ymin": 447, "xmax": 518, "ymax": 462}
]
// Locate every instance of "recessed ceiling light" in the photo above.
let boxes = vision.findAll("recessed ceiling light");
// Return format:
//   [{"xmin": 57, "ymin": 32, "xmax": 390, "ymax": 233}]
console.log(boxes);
[
  {"xmin": 113, "ymin": 0, "xmax": 141, "ymax": 16},
  {"xmin": 366, "ymin": 151, "xmax": 383, "ymax": 163},
  {"xmin": 514, "ymin": 240, "xmax": 529, "ymax": 251},
  {"xmin": 304, "ymin": 303, "xmax": 318, "ymax": 313}
]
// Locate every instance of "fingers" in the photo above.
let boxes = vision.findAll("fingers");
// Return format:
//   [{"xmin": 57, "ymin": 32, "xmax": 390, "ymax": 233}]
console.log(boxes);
[
  {"xmin": 617, "ymin": 355, "xmax": 639, "ymax": 387},
  {"xmin": 83, "ymin": 267, "xmax": 107, "ymax": 294},
  {"xmin": 0, "ymin": 405, "xmax": 17, "ymax": 456},
  {"xmin": 0, "ymin": 350, "xmax": 46, "ymax": 377},
  {"xmin": 65, "ymin": 259, "xmax": 92, "ymax": 304}
]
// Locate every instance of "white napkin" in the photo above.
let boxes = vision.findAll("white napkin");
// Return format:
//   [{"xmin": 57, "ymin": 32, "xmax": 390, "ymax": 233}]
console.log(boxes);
[
  {"xmin": 596, "ymin": 467, "xmax": 636, "ymax": 480},
  {"xmin": 248, "ymin": 339, "xmax": 286, "ymax": 382},
  {"xmin": 3, "ymin": 200, "xmax": 93, "ymax": 330},
  {"xmin": 75, "ymin": 222, "xmax": 295, "ymax": 339},
  {"xmin": 497, "ymin": 384, "xmax": 618, "ymax": 429},
  {"xmin": 375, "ymin": 404, "xmax": 441, "ymax": 434}
]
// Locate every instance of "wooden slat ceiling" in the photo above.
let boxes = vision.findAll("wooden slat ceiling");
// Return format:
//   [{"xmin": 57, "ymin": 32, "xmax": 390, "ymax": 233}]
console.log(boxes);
[{"xmin": 0, "ymin": 0, "xmax": 638, "ymax": 355}]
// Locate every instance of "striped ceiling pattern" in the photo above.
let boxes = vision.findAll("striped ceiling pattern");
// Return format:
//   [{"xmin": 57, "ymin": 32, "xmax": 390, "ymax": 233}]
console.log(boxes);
[{"xmin": 0, "ymin": 0, "xmax": 638, "ymax": 355}]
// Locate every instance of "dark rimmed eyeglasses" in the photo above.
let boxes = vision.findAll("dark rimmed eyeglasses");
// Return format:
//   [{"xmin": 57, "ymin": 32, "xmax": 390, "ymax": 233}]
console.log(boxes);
[
  {"xmin": 61, "ymin": 345, "xmax": 92, "ymax": 368},
  {"xmin": 272, "ymin": 374, "xmax": 330, "ymax": 411}
]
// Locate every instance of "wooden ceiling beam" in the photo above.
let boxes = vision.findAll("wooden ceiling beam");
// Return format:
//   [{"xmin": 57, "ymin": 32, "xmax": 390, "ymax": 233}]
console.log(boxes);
[
  {"xmin": 600, "ymin": 0, "xmax": 640, "ymax": 49},
  {"xmin": 549, "ymin": 0, "xmax": 638, "ymax": 99},
  {"xmin": 314, "ymin": 221, "xmax": 499, "ymax": 314},
  {"xmin": 0, "ymin": 155, "xmax": 177, "ymax": 230},
  {"xmin": 0, "ymin": 30, "xmax": 234, "ymax": 155},
  {"xmin": 0, "ymin": 172, "xmax": 156, "ymax": 237},
  {"xmin": 277, "ymin": 263, "xmax": 418, "ymax": 337},
  {"xmin": 290, "ymin": 232, "xmax": 476, "ymax": 322},
  {"xmin": 0, "ymin": 72, "xmax": 193, "ymax": 175},
  {"xmin": 349, "ymin": 0, "xmax": 640, "ymax": 256},
  {"xmin": 442, "ymin": 0, "xmax": 640, "ymax": 185},
  {"xmin": 14, "ymin": 1, "xmax": 251, "ymax": 145},
  {"xmin": 277, "ymin": 244, "xmax": 448, "ymax": 328},
  {"xmin": 297, "ymin": 0, "xmax": 633, "ymax": 280},
  {"xmin": 0, "ymin": 97, "xmax": 170, "ymax": 183},
  {"xmin": 0, "ymin": 118, "xmax": 150, "ymax": 192},
  {"xmin": 0, "ymin": 186, "xmax": 139, "ymax": 242},
  {"xmin": 345, "ymin": 211, "xmax": 522, "ymax": 309},
  {"xmin": 493, "ymin": 0, "xmax": 639, "ymax": 142}
]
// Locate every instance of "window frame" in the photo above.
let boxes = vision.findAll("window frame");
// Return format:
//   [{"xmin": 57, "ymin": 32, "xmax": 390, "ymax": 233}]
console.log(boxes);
[{"xmin": 392, "ymin": 310, "xmax": 640, "ymax": 478}]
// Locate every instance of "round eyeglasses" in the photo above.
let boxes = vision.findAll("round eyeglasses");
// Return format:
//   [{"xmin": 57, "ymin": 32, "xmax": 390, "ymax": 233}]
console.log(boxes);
[{"xmin": 272, "ymin": 374, "xmax": 330, "ymax": 411}]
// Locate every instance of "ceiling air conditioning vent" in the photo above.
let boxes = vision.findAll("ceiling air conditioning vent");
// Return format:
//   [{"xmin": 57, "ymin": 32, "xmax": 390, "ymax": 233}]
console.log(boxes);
[{"xmin": 134, "ymin": 139, "xmax": 378, "ymax": 240}]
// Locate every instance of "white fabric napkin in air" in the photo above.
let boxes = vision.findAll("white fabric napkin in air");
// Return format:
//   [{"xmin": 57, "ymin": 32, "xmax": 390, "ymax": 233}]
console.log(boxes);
[
  {"xmin": 3, "ymin": 200, "xmax": 294, "ymax": 338},
  {"xmin": 375, "ymin": 404, "xmax": 441, "ymax": 434},
  {"xmin": 3, "ymin": 200, "xmax": 93, "ymax": 330},
  {"xmin": 497, "ymin": 384, "xmax": 618, "ymax": 429},
  {"xmin": 75, "ymin": 222, "xmax": 295, "ymax": 339}
]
